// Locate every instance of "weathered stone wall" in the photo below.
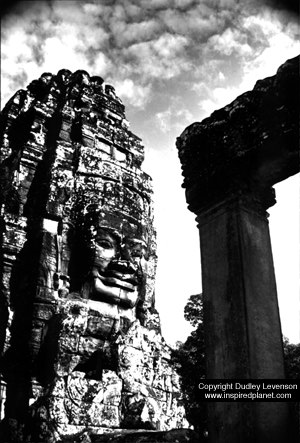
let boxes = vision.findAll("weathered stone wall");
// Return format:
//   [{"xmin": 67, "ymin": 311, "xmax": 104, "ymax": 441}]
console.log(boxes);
[
  {"xmin": 28, "ymin": 309, "xmax": 188, "ymax": 441},
  {"xmin": 0, "ymin": 70, "xmax": 190, "ymax": 442}
]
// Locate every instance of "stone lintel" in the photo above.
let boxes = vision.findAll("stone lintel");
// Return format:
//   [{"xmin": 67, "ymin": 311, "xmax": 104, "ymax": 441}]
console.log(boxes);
[{"xmin": 177, "ymin": 55, "xmax": 299, "ymax": 215}]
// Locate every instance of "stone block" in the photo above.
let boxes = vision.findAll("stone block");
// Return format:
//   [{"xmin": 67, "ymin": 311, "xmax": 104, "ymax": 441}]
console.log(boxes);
[
  {"xmin": 60, "ymin": 300, "xmax": 89, "ymax": 334},
  {"xmin": 150, "ymin": 387, "xmax": 167, "ymax": 402},
  {"xmin": 55, "ymin": 424, "xmax": 86, "ymax": 441},
  {"xmin": 36, "ymin": 286, "xmax": 56, "ymax": 302},
  {"xmin": 48, "ymin": 397, "xmax": 68, "ymax": 424},
  {"xmin": 78, "ymin": 336, "xmax": 104, "ymax": 356},
  {"xmin": 119, "ymin": 346, "xmax": 144, "ymax": 371},
  {"xmin": 88, "ymin": 403, "xmax": 120, "ymax": 428},
  {"xmin": 87, "ymin": 402, "xmax": 105, "ymax": 427},
  {"xmin": 58, "ymin": 332, "xmax": 80, "ymax": 353},
  {"xmin": 64, "ymin": 398, "xmax": 86, "ymax": 425},
  {"xmin": 30, "ymin": 325, "xmax": 43, "ymax": 348},
  {"xmin": 121, "ymin": 375, "xmax": 146, "ymax": 394},
  {"xmin": 152, "ymin": 374, "xmax": 165, "ymax": 391},
  {"xmin": 101, "ymin": 404, "xmax": 121, "ymax": 428},
  {"xmin": 102, "ymin": 372, "xmax": 122, "ymax": 406},
  {"xmin": 65, "ymin": 372, "xmax": 102, "ymax": 404},
  {"xmin": 54, "ymin": 354, "xmax": 82, "ymax": 376},
  {"xmin": 86, "ymin": 314, "xmax": 115, "ymax": 338},
  {"xmin": 51, "ymin": 377, "xmax": 66, "ymax": 398},
  {"xmin": 141, "ymin": 362, "xmax": 154, "ymax": 385},
  {"xmin": 33, "ymin": 302, "xmax": 56, "ymax": 320}
]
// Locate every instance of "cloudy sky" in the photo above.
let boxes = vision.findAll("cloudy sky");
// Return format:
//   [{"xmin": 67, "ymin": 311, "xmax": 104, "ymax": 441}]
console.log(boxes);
[{"xmin": 1, "ymin": 0, "xmax": 299, "ymax": 344}]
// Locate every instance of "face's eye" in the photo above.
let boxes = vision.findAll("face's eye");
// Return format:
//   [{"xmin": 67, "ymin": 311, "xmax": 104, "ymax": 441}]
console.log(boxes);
[
  {"xmin": 97, "ymin": 239, "xmax": 113, "ymax": 249},
  {"xmin": 131, "ymin": 248, "xmax": 142, "ymax": 257}
]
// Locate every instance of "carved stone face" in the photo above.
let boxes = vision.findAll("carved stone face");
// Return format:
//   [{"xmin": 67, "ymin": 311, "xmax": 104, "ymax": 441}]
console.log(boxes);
[
  {"xmin": 82, "ymin": 227, "xmax": 134, "ymax": 308},
  {"xmin": 81, "ymin": 210, "xmax": 149, "ymax": 311},
  {"xmin": 93, "ymin": 230, "xmax": 119, "ymax": 273},
  {"xmin": 123, "ymin": 238, "xmax": 146, "ymax": 266}
]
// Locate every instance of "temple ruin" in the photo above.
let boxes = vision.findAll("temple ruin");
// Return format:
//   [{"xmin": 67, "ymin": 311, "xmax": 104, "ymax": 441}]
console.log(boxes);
[
  {"xmin": 177, "ymin": 55, "xmax": 299, "ymax": 443},
  {"xmin": 0, "ymin": 70, "xmax": 192, "ymax": 442},
  {"xmin": 0, "ymin": 52, "xmax": 298, "ymax": 443}
]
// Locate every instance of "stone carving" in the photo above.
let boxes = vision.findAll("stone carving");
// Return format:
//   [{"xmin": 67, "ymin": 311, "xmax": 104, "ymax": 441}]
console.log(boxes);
[
  {"xmin": 81, "ymin": 210, "xmax": 143, "ymax": 311},
  {"xmin": 0, "ymin": 70, "xmax": 190, "ymax": 442}
]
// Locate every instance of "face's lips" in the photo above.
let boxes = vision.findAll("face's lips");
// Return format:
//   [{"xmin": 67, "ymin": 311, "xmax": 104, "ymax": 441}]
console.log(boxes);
[
  {"xmin": 107, "ymin": 259, "xmax": 137, "ymax": 274},
  {"xmin": 98, "ymin": 275, "xmax": 137, "ymax": 291},
  {"xmin": 90, "ymin": 267, "xmax": 138, "ymax": 291},
  {"xmin": 90, "ymin": 275, "xmax": 138, "ymax": 308}
]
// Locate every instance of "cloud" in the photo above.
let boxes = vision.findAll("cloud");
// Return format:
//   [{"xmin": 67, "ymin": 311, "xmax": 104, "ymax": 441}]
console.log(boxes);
[
  {"xmin": 117, "ymin": 32, "xmax": 191, "ymax": 84},
  {"xmin": 1, "ymin": 0, "xmax": 299, "ymax": 114},
  {"xmin": 159, "ymin": 5, "xmax": 227, "ymax": 41},
  {"xmin": 156, "ymin": 106, "xmax": 193, "ymax": 134},
  {"xmin": 156, "ymin": 109, "xmax": 172, "ymax": 133},
  {"xmin": 114, "ymin": 79, "xmax": 151, "ymax": 108},
  {"xmin": 208, "ymin": 28, "xmax": 253, "ymax": 57},
  {"xmin": 262, "ymin": 0, "xmax": 299, "ymax": 15},
  {"xmin": 199, "ymin": 86, "xmax": 241, "ymax": 117},
  {"xmin": 111, "ymin": 17, "xmax": 161, "ymax": 47},
  {"xmin": 188, "ymin": 5, "xmax": 300, "ymax": 119}
]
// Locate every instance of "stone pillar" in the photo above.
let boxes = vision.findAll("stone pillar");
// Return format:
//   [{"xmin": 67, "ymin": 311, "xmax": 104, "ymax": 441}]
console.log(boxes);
[
  {"xmin": 198, "ymin": 189, "xmax": 289, "ymax": 442},
  {"xmin": 177, "ymin": 56, "xmax": 299, "ymax": 443}
]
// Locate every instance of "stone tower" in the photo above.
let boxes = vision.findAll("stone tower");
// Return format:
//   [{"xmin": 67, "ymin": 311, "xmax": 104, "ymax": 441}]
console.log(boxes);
[{"xmin": 0, "ymin": 71, "xmax": 189, "ymax": 442}]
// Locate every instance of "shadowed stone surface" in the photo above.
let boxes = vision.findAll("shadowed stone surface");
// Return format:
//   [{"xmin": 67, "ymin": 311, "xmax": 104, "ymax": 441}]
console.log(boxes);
[
  {"xmin": 177, "ymin": 55, "xmax": 299, "ymax": 214},
  {"xmin": 0, "ymin": 70, "xmax": 190, "ymax": 442},
  {"xmin": 65, "ymin": 428, "xmax": 199, "ymax": 442}
]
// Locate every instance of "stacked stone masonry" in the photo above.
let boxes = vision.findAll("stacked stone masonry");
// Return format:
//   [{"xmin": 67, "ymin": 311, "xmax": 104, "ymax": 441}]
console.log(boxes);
[{"xmin": 0, "ymin": 70, "xmax": 190, "ymax": 442}]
